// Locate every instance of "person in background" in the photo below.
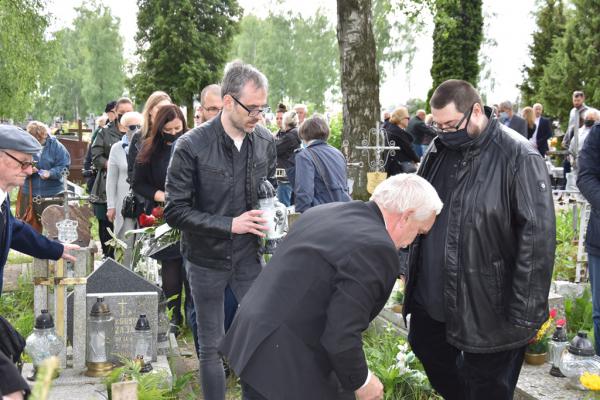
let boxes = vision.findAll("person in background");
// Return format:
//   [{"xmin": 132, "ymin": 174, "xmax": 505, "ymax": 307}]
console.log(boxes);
[
  {"xmin": 275, "ymin": 103, "xmax": 287, "ymax": 133},
  {"xmin": 127, "ymin": 91, "xmax": 172, "ymax": 184},
  {"xmin": 294, "ymin": 103, "xmax": 308, "ymax": 125},
  {"xmin": 17, "ymin": 121, "xmax": 71, "ymax": 231},
  {"xmin": 531, "ymin": 103, "xmax": 553, "ymax": 157},
  {"xmin": 194, "ymin": 107, "xmax": 203, "ymax": 128},
  {"xmin": 407, "ymin": 109, "xmax": 436, "ymax": 158},
  {"xmin": 106, "ymin": 111, "xmax": 143, "ymax": 268},
  {"xmin": 570, "ymin": 108, "xmax": 599, "ymax": 156},
  {"xmin": 577, "ymin": 122, "xmax": 600, "ymax": 355},
  {"xmin": 383, "ymin": 107, "xmax": 420, "ymax": 176},
  {"xmin": 521, "ymin": 106, "xmax": 537, "ymax": 141},
  {"xmin": 197, "ymin": 84, "xmax": 223, "ymax": 123},
  {"xmin": 91, "ymin": 97, "xmax": 134, "ymax": 259},
  {"xmin": 133, "ymin": 104, "xmax": 192, "ymax": 337},
  {"xmin": 294, "ymin": 115, "xmax": 351, "ymax": 213},
  {"xmin": 498, "ymin": 100, "xmax": 528, "ymax": 137},
  {"xmin": 275, "ymin": 110, "xmax": 301, "ymax": 207},
  {"xmin": 84, "ymin": 102, "xmax": 115, "ymax": 193}
]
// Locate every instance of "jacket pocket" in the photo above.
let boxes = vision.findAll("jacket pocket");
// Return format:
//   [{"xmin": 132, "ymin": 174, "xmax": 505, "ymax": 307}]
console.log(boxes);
[{"xmin": 481, "ymin": 260, "xmax": 505, "ymax": 314}]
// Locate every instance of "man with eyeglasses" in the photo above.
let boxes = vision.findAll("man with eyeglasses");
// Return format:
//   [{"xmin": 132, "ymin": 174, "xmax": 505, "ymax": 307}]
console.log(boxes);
[
  {"xmin": 90, "ymin": 97, "xmax": 134, "ymax": 260},
  {"xmin": 165, "ymin": 60, "xmax": 276, "ymax": 400},
  {"xmin": 402, "ymin": 80, "xmax": 555, "ymax": 400},
  {"xmin": 197, "ymin": 84, "xmax": 224, "ymax": 125},
  {"xmin": 0, "ymin": 125, "xmax": 78, "ymax": 400}
]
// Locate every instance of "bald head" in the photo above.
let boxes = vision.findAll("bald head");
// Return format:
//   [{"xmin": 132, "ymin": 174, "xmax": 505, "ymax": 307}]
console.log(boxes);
[{"xmin": 199, "ymin": 84, "xmax": 223, "ymax": 123}]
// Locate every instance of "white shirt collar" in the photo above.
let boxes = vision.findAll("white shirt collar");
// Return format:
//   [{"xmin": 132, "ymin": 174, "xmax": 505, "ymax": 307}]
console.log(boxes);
[{"xmin": 0, "ymin": 188, "xmax": 6, "ymax": 208}]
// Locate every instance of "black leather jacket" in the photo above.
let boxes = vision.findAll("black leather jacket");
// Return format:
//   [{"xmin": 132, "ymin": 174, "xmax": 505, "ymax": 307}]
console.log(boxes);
[
  {"xmin": 164, "ymin": 115, "xmax": 277, "ymax": 269},
  {"xmin": 403, "ymin": 112, "xmax": 556, "ymax": 353}
]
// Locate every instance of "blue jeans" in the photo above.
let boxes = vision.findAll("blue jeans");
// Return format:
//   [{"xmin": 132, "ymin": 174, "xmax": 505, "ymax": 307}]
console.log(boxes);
[
  {"xmin": 588, "ymin": 254, "xmax": 600, "ymax": 355},
  {"xmin": 276, "ymin": 181, "xmax": 293, "ymax": 207},
  {"xmin": 185, "ymin": 258, "xmax": 261, "ymax": 400},
  {"xmin": 412, "ymin": 143, "xmax": 423, "ymax": 158}
]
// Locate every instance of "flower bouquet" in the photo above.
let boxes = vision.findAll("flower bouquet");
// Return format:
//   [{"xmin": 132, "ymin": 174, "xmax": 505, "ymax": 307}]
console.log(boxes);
[
  {"xmin": 525, "ymin": 308, "xmax": 564, "ymax": 365},
  {"xmin": 126, "ymin": 206, "xmax": 180, "ymax": 270}
]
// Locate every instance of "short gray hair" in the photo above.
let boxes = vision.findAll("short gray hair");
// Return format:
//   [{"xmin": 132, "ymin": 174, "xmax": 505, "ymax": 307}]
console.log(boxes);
[
  {"xmin": 200, "ymin": 84, "xmax": 221, "ymax": 104},
  {"xmin": 283, "ymin": 111, "xmax": 298, "ymax": 129},
  {"xmin": 370, "ymin": 174, "xmax": 443, "ymax": 220},
  {"xmin": 221, "ymin": 60, "xmax": 268, "ymax": 98},
  {"xmin": 294, "ymin": 103, "xmax": 308, "ymax": 112},
  {"xmin": 584, "ymin": 108, "xmax": 599, "ymax": 120},
  {"xmin": 499, "ymin": 100, "xmax": 513, "ymax": 111}
]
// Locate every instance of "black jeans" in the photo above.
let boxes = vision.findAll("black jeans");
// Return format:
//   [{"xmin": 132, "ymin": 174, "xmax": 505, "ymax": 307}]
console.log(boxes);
[{"xmin": 408, "ymin": 305, "xmax": 526, "ymax": 400}]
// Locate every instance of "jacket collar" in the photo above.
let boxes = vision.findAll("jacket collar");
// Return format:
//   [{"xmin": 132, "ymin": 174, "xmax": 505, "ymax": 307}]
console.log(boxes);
[
  {"xmin": 366, "ymin": 201, "xmax": 386, "ymax": 227},
  {"xmin": 215, "ymin": 112, "xmax": 255, "ymax": 151}
]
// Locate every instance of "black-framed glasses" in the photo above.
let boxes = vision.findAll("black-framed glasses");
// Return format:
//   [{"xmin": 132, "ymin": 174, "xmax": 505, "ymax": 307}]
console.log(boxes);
[
  {"xmin": 2, "ymin": 151, "xmax": 37, "ymax": 170},
  {"xmin": 128, "ymin": 124, "xmax": 140, "ymax": 131},
  {"xmin": 230, "ymin": 95, "xmax": 270, "ymax": 118},
  {"xmin": 431, "ymin": 103, "xmax": 476, "ymax": 134}
]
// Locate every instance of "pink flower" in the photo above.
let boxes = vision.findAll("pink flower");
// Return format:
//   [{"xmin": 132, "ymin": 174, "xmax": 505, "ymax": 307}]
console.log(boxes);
[
  {"xmin": 550, "ymin": 309, "xmax": 557, "ymax": 319},
  {"xmin": 556, "ymin": 319, "xmax": 566, "ymax": 327}
]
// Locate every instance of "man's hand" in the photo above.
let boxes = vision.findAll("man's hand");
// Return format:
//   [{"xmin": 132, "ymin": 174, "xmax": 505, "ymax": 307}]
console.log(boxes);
[
  {"xmin": 154, "ymin": 190, "xmax": 165, "ymax": 203},
  {"xmin": 355, "ymin": 374, "xmax": 384, "ymax": 400},
  {"xmin": 231, "ymin": 210, "xmax": 268, "ymax": 237},
  {"xmin": 61, "ymin": 243, "xmax": 80, "ymax": 262},
  {"xmin": 106, "ymin": 208, "xmax": 116, "ymax": 222}
]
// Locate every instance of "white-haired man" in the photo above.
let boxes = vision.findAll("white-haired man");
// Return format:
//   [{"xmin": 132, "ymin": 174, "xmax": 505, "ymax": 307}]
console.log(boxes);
[
  {"xmin": 220, "ymin": 174, "xmax": 443, "ymax": 400},
  {"xmin": 293, "ymin": 103, "xmax": 308, "ymax": 124}
]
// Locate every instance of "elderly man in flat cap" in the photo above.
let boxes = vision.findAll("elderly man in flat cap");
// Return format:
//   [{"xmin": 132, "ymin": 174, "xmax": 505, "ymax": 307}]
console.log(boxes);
[{"xmin": 0, "ymin": 125, "xmax": 79, "ymax": 399}]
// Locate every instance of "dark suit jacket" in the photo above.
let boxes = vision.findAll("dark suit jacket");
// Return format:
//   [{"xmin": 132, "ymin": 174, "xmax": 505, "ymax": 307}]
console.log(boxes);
[
  {"xmin": 531, "ymin": 116, "xmax": 553, "ymax": 156},
  {"xmin": 219, "ymin": 201, "xmax": 399, "ymax": 400},
  {"xmin": 508, "ymin": 114, "xmax": 528, "ymax": 138},
  {"xmin": 406, "ymin": 116, "xmax": 435, "ymax": 145},
  {"xmin": 0, "ymin": 196, "xmax": 63, "ymax": 295}
]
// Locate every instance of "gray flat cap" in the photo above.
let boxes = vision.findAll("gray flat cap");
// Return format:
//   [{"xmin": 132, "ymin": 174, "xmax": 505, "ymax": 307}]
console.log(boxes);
[{"xmin": 0, "ymin": 124, "xmax": 42, "ymax": 155}]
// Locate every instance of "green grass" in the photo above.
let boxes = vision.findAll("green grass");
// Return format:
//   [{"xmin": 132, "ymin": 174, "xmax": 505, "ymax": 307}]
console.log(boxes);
[{"xmin": 0, "ymin": 275, "xmax": 35, "ymax": 338}]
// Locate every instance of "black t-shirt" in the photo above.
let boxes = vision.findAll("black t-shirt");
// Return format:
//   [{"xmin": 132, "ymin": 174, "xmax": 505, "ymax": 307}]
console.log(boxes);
[
  {"xmin": 414, "ymin": 148, "xmax": 462, "ymax": 322},
  {"xmin": 231, "ymin": 137, "xmax": 256, "ymax": 263}
]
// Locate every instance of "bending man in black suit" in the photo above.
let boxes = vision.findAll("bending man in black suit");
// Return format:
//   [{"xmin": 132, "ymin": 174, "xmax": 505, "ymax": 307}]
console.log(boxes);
[{"xmin": 220, "ymin": 174, "xmax": 443, "ymax": 400}]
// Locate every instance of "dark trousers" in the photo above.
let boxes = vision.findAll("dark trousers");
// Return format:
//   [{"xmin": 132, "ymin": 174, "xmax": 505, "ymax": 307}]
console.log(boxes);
[
  {"xmin": 408, "ymin": 305, "xmax": 526, "ymax": 400},
  {"xmin": 241, "ymin": 381, "xmax": 268, "ymax": 400},
  {"xmin": 98, "ymin": 218, "xmax": 114, "ymax": 259}
]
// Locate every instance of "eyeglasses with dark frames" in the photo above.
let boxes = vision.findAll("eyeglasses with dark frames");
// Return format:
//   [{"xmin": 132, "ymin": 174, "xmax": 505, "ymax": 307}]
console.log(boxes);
[
  {"xmin": 128, "ymin": 124, "xmax": 141, "ymax": 131},
  {"xmin": 431, "ymin": 103, "xmax": 476, "ymax": 134},
  {"xmin": 230, "ymin": 95, "xmax": 270, "ymax": 118},
  {"xmin": 201, "ymin": 106, "xmax": 222, "ymax": 113},
  {"xmin": 2, "ymin": 151, "xmax": 37, "ymax": 170}
]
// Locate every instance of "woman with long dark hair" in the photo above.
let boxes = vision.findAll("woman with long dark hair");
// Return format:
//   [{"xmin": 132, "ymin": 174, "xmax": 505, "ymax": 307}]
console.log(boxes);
[{"xmin": 132, "ymin": 104, "xmax": 190, "ymax": 335}]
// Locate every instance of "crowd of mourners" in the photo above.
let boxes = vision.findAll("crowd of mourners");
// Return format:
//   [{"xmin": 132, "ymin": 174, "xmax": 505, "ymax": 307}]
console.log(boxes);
[{"xmin": 1, "ymin": 58, "xmax": 599, "ymax": 400}]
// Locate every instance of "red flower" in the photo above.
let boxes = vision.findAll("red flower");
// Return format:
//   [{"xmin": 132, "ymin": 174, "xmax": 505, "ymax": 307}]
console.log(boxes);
[
  {"xmin": 138, "ymin": 213, "xmax": 156, "ymax": 227},
  {"xmin": 151, "ymin": 206, "xmax": 164, "ymax": 219},
  {"xmin": 550, "ymin": 308, "xmax": 557, "ymax": 319},
  {"xmin": 556, "ymin": 319, "xmax": 566, "ymax": 327}
]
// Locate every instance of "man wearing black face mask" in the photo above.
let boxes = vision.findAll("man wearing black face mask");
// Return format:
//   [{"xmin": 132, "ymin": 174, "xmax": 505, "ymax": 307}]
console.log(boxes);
[
  {"xmin": 403, "ymin": 80, "xmax": 555, "ymax": 400},
  {"xmin": 90, "ymin": 97, "xmax": 134, "ymax": 259}
]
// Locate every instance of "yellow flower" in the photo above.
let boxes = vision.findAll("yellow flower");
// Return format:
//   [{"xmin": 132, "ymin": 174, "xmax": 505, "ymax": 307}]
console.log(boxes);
[
  {"xmin": 580, "ymin": 372, "xmax": 600, "ymax": 391},
  {"xmin": 534, "ymin": 317, "xmax": 553, "ymax": 343}
]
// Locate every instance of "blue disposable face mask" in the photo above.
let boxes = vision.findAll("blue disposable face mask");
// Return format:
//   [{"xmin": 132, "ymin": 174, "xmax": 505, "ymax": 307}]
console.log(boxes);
[{"xmin": 499, "ymin": 111, "xmax": 509, "ymax": 122}]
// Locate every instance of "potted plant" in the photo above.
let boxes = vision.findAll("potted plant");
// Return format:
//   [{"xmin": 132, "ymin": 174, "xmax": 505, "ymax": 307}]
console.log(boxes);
[
  {"xmin": 525, "ymin": 308, "xmax": 560, "ymax": 365},
  {"xmin": 391, "ymin": 289, "xmax": 404, "ymax": 314}
]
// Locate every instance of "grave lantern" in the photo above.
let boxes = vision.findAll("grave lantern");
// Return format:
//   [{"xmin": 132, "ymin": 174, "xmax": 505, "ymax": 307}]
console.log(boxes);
[
  {"xmin": 257, "ymin": 178, "xmax": 287, "ymax": 254},
  {"xmin": 133, "ymin": 314, "xmax": 153, "ymax": 372},
  {"xmin": 559, "ymin": 331, "xmax": 600, "ymax": 389},
  {"xmin": 548, "ymin": 325, "xmax": 568, "ymax": 377},
  {"xmin": 85, "ymin": 297, "xmax": 115, "ymax": 377},
  {"xmin": 25, "ymin": 310, "xmax": 63, "ymax": 380}
]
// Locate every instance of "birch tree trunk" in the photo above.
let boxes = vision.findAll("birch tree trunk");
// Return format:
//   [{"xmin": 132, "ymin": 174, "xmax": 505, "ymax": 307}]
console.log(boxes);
[{"xmin": 337, "ymin": 0, "xmax": 381, "ymax": 200}]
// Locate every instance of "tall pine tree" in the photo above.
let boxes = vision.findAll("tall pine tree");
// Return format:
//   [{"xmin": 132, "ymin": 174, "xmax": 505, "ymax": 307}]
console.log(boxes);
[
  {"xmin": 538, "ymin": 0, "xmax": 600, "ymax": 126},
  {"xmin": 131, "ymin": 0, "xmax": 242, "ymax": 121},
  {"xmin": 519, "ymin": 0, "xmax": 565, "ymax": 107},
  {"xmin": 427, "ymin": 0, "xmax": 483, "ymax": 107}
]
